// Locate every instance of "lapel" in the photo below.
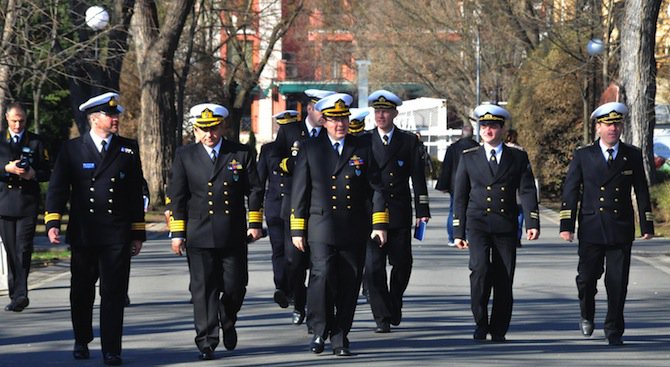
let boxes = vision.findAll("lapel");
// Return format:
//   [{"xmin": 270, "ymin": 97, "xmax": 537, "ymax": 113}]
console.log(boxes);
[
  {"xmin": 94, "ymin": 135, "xmax": 121, "ymax": 177},
  {"xmin": 493, "ymin": 145, "xmax": 513, "ymax": 181},
  {"xmin": 333, "ymin": 135, "xmax": 355, "ymax": 175},
  {"xmin": 82, "ymin": 133, "xmax": 102, "ymax": 171},
  {"xmin": 601, "ymin": 142, "xmax": 628, "ymax": 184},
  {"xmin": 210, "ymin": 140, "xmax": 229, "ymax": 180},
  {"xmin": 473, "ymin": 146, "xmax": 496, "ymax": 182},
  {"xmin": 371, "ymin": 129, "xmax": 393, "ymax": 168}
]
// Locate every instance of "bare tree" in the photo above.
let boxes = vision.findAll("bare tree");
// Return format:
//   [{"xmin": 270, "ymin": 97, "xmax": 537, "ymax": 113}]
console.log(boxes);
[
  {"xmin": 0, "ymin": 0, "xmax": 20, "ymax": 121},
  {"xmin": 619, "ymin": 0, "xmax": 662, "ymax": 184},
  {"xmin": 131, "ymin": 0, "xmax": 195, "ymax": 204}
]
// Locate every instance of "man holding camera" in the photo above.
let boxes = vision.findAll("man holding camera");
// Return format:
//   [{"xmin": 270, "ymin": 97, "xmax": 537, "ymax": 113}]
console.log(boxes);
[{"xmin": 0, "ymin": 103, "xmax": 51, "ymax": 312}]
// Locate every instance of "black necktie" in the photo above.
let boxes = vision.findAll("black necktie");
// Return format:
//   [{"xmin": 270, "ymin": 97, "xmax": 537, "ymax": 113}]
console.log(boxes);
[
  {"xmin": 607, "ymin": 148, "xmax": 614, "ymax": 167},
  {"xmin": 211, "ymin": 149, "xmax": 217, "ymax": 163},
  {"xmin": 489, "ymin": 149, "xmax": 498, "ymax": 174},
  {"xmin": 333, "ymin": 142, "xmax": 340, "ymax": 156},
  {"xmin": 311, "ymin": 128, "xmax": 317, "ymax": 138},
  {"xmin": 383, "ymin": 135, "xmax": 389, "ymax": 146},
  {"xmin": 13, "ymin": 135, "xmax": 19, "ymax": 145},
  {"xmin": 100, "ymin": 140, "xmax": 107, "ymax": 159}
]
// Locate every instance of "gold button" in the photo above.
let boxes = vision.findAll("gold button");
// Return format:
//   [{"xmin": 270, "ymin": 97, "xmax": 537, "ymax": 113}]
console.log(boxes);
[
  {"xmin": 225, "ymin": 210, "xmax": 230, "ymax": 214},
  {"xmin": 345, "ymin": 175, "xmax": 350, "ymax": 179},
  {"xmin": 614, "ymin": 209, "xmax": 618, "ymax": 214},
  {"xmin": 501, "ymin": 208, "xmax": 505, "ymax": 213},
  {"xmin": 486, "ymin": 208, "xmax": 492, "ymax": 212},
  {"xmin": 224, "ymin": 191, "xmax": 228, "ymax": 195},
  {"xmin": 501, "ymin": 187, "xmax": 505, "ymax": 191},
  {"xmin": 280, "ymin": 193, "xmax": 284, "ymax": 197},
  {"xmin": 208, "ymin": 182, "xmax": 213, "ymax": 187},
  {"xmin": 389, "ymin": 172, "xmax": 394, "ymax": 176},
  {"xmin": 332, "ymin": 186, "xmax": 337, "ymax": 190},
  {"xmin": 280, "ymin": 183, "xmax": 284, "ymax": 187},
  {"xmin": 389, "ymin": 183, "xmax": 394, "ymax": 187},
  {"xmin": 500, "ymin": 198, "xmax": 505, "ymax": 202},
  {"xmin": 89, "ymin": 209, "xmax": 94, "ymax": 213},
  {"xmin": 18, "ymin": 186, "xmax": 22, "ymax": 189},
  {"xmin": 90, "ymin": 187, "xmax": 95, "ymax": 192},
  {"xmin": 209, "ymin": 210, "xmax": 214, "ymax": 214},
  {"xmin": 486, "ymin": 186, "xmax": 491, "ymax": 190},
  {"xmin": 347, "ymin": 205, "xmax": 351, "ymax": 209},
  {"xmin": 599, "ymin": 197, "xmax": 604, "ymax": 202},
  {"xmin": 600, "ymin": 187, "xmax": 605, "ymax": 191},
  {"xmin": 208, "ymin": 192, "xmax": 213, "ymax": 196},
  {"xmin": 7, "ymin": 185, "xmax": 12, "ymax": 189},
  {"xmin": 332, "ymin": 206, "xmax": 337, "ymax": 209},
  {"xmin": 346, "ymin": 185, "xmax": 350, "ymax": 189},
  {"xmin": 390, "ymin": 193, "xmax": 394, "ymax": 198},
  {"xmin": 91, "ymin": 178, "xmax": 95, "ymax": 182},
  {"xmin": 109, "ymin": 188, "xmax": 114, "ymax": 193},
  {"xmin": 614, "ymin": 198, "xmax": 619, "ymax": 202},
  {"xmin": 108, "ymin": 209, "xmax": 112, "ymax": 214},
  {"xmin": 108, "ymin": 199, "xmax": 113, "ymax": 203},
  {"xmin": 208, "ymin": 201, "xmax": 213, "ymax": 205},
  {"xmin": 332, "ymin": 176, "xmax": 336, "ymax": 180},
  {"xmin": 486, "ymin": 197, "xmax": 491, "ymax": 202},
  {"xmin": 224, "ymin": 200, "xmax": 229, "ymax": 205},
  {"xmin": 332, "ymin": 196, "xmax": 337, "ymax": 200},
  {"xmin": 224, "ymin": 182, "xmax": 228, "ymax": 186},
  {"xmin": 111, "ymin": 178, "xmax": 116, "ymax": 182},
  {"xmin": 599, "ymin": 207, "xmax": 604, "ymax": 212},
  {"xmin": 347, "ymin": 195, "xmax": 351, "ymax": 199},
  {"xmin": 615, "ymin": 187, "xmax": 620, "ymax": 192},
  {"xmin": 90, "ymin": 198, "xmax": 95, "ymax": 202}
]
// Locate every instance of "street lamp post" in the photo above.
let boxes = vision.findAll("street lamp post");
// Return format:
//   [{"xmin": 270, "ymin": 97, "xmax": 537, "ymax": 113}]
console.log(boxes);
[
  {"xmin": 583, "ymin": 38, "xmax": 604, "ymax": 145},
  {"xmin": 85, "ymin": 6, "xmax": 109, "ymax": 60}
]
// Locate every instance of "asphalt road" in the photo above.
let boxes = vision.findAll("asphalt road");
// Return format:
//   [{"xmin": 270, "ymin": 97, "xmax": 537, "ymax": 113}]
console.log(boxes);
[{"xmin": 1, "ymin": 188, "xmax": 669, "ymax": 366}]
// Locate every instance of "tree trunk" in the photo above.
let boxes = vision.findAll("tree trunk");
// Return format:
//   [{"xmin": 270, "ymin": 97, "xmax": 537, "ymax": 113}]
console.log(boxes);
[
  {"xmin": 0, "ymin": 0, "xmax": 19, "ymax": 123},
  {"xmin": 619, "ymin": 0, "xmax": 661, "ymax": 185},
  {"xmin": 132, "ymin": 0, "xmax": 194, "ymax": 206}
]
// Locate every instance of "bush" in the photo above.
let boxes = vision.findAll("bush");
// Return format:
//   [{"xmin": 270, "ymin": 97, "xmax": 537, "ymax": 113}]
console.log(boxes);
[{"xmin": 650, "ymin": 181, "xmax": 670, "ymax": 223}]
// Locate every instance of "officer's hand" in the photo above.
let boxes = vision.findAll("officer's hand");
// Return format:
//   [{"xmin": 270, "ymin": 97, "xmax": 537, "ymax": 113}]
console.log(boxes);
[
  {"xmin": 247, "ymin": 228, "xmax": 262, "ymax": 242},
  {"xmin": 527, "ymin": 228, "xmax": 540, "ymax": 241},
  {"xmin": 18, "ymin": 166, "xmax": 35, "ymax": 180},
  {"xmin": 48, "ymin": 227, "xmax": 60, "ymax": 244},
  {"xmin": 371, "ymin": 230, "xmax": 387, "ymax": 247},
  {"xmin": 171, "ymin": 238, "xmax": 186, "ymax": 256},
  {"xmin": 559, "ymin": 231, "xmax": 574, "ymax": 242},
  {"xmin": 454, "ymin": 238, "xmax": 468, "ymax": 249},
  {"xmin": 416, "ymin": 217, "xmax": 430, "ymax": 225},
  {"xmin": 642, "ymin": 233, "xmax": 653, "ymax": 240},
  {"xmin": 130, "ymin": 240, "xmax": 143, "ymax": 256},
  {"xmin": 164, "ymin": 210, "xmax": 171, "ymax": 227},
  {"xmin": 292, "ymin": 236, "xmax": 306, "ymax": 252},
  {"xmin": 4, "ymin": 160, "xmax": 25, "ymax": 175}
]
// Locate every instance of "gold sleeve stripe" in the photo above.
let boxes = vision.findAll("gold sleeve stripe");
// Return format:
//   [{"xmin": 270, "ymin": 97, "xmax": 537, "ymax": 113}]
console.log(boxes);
[
  {"xmin": 280, "ymin": 158, "xmax": 289, "ymax": 173},
  {"xmin": 645, "ymin": 212, "xmax": 654, "ymax": 221},
  {"xmin": 453, "ymin": 219, "xmax": 460, "ymax": 227},
  {"xmin": 419, "ymin": 195, "xmax": 429, "ymax": 204},
  {"xmin": 44, "ymin": 212, "xmax": 61, "ymax": 223},
  {"xmin": 165, "ymin": 196, "xmax": 171, "ymax": 205},
  {"xmin": 372, "ymin": 210, "xmax": 389, "ymax": 224},
  {"xmin": 248, "ymin": 211, "xmax": 264, "ymax": 223},
  {"xmin": 170, "ymin": 219, "xmax": 186, "ymax": 232},
  {"xmin": 529, "ymin": 211, "xmax": 539, "ymax": 219},
  {"xmin": 131, "ymin": 222, "xmax": 146, "ymax": 231},
  {"xmin": 290, "ymin": 214, "xmax": 306, "ymax": 230}
]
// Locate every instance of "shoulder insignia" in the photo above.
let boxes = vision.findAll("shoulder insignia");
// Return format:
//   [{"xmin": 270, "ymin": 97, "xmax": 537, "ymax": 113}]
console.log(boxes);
[{"xmin": 463, "ymin": 146, "xmax": 479, "ymax": 153}]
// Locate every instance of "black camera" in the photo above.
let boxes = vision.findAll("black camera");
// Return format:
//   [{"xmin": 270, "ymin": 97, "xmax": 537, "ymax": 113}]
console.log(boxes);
[{"xmin": 16, "ymin": 147, "xmax": 33, "ymax": 169}]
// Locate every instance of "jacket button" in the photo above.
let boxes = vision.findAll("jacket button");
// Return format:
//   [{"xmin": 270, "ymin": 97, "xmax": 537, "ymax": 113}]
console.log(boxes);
[
  {"xmin": 614, "ymin": 209, "xmax": 619, "ymax": 214},
  {"xmin": 90, "ymin": 187, "xmax": 95, "ymax": 192},
  {"xmin": 599, "ymin": 207, "xmax": 604, "ymax": 212},
  {"xmin": 389, "ymin": 172, "xmax": 394, "ymax": 176},
  {"xmin": 89, "ymin": 209, "xmax": 94, "ymax": 213},
  {"xmin": 614, "ymin": 198, "xmax": 619, "ymax": 202},
  {"xmin": 109, "ymin": 188, "xmax": 114, "ymax": 193},
  {"xmin": 500, "ymin": 198, "xmax": 505, "ymax": 202},
  {"xmin": 224, "ymin": 200, "xmax": 229, "ymax": 205},
  {"xmin": 347, "ymin": 205, "xmax": 351, "ymax": 209},
  {"xmin": 345, "ymin": 175, "xmax": 350, "ymax": 179},
  {"xmin": 600, "ymin": 186, "xmax": 605, "ymax": 191},
  {"xmin": 111, "ymin": 178, "xmax": 115, "ymax": 182},
  {"xmin": 7, "ymin": 185, "xmax": 12, "ymax": 189},
  {"xmin": 208, "ymin": 201, "xmax": 213, "ymax": 205},
  {"xmin": 208, "ymin": 192, "xmax": 213, "ymax": 196},
  {"xmin": 208, "ymin": 182, "xmax": 213, "ymax": 187},
  {"xmin": 486, "ymin": 197, "xmax": 491, "ymax": 202},
  {"xmin": 90, "ymin": 198, "xmax": 95, "ymax": 202},
  {"xmin": 332, "ymin": 206, "xmax": 337, "ymax": 209},
  {"xmin": 599, "ymin": 197, "xmax": 604, "ymax": 202},
  {"xmin": 108, "ymin": 199, "xmax": 113, "ymax": 203},
  {"xmin": 346, "ymin": 185, "xmax": 350, "ymax": 189},
  {"xmin": 332, "ymin": 176, "xmax": 336, "ymax": 180},
  {"xmin": 486, "ymin": 208, "xmax": 491, "ymax": 212},
  {"xmin": 332, "ymin": 196, "xmax": 337, "ymax": 200},
  {"xmin": 501, "ymin": 187, "xmax": 506, "ymax": 191},
  {"xmin": 209, "ymin": 210, "xmax": 214, "ymax": 214},
  {"xmin": 332, "ymin": 185, "xmax": 336, "ymax": 190},
  {"xmin": 225, "ymin": 210, "xmax": 230, "ymax": 214},
  {"xmin": 224, "ymin": 182, "xmax": 228, "ymax": 186},
  {"xmin": 486, "ymin": 186, "xmax": 491, "ymax": 190},
  {"xmin": 107, "ymin": 209, "xmax": 112, "ymax": 214},
  {"xmin": 500, "ymin": 208, "xmax": 505, "ymax": 213},
  {"xmin": 346, "ymin": 195, "xmax": 351, "ymax": 199}
]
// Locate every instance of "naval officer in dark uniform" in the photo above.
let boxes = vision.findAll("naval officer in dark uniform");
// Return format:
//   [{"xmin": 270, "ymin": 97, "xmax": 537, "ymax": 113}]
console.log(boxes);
[
  {"xmin": 271, "ymin": 89, "xmax": 335, "ymax": 325},
  {"xmin": 453, "ymin": 104, "xmax": 539, "ymax": 342},
  {"xmin": 45, "ymin": 92, "xmax": 146, "ymax": 366},
  {"xmin": 559, "ymin": 102, "xmax": 654, "ymax": 346},
  {"xmin": 257, "ymin": 110, "xmax": 299, "ymax": 305},
  {"xmin": 364, "ymin": 90, "xmax": 430, "ymax": 333},
  {"xmin": 291, "ymin": 93, "xmax": 388, "ymax": 356},
  {"xmin": 347, "ymin": 107, "xmax": 369, "ymax": 136},
  {"xmin": 0, "ymin": 103, "xmax": 51, "ymax": 312},
  {"xmin": 168, "ymin": 103, "xmax": 264, "ymax": 360}
]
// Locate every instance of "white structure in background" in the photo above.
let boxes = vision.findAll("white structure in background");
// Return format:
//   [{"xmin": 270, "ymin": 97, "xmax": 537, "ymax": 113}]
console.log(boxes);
[
  {"xmin": 364, "ymin": 97, "xmax": 462, "ymax": 160},
  {"xmin": 1, "ymin": 237, "xmax": 7, "ymax": 293}
]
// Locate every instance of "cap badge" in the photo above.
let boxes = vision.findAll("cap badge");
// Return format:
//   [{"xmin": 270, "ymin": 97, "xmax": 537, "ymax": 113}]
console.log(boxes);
[
  {"xmin": 109, "ymin": 97, "xmax": 117, "ymax": 107},
  {"xmin": 201, "ymin": 108, "xmax": 213, "ymax": 119}
]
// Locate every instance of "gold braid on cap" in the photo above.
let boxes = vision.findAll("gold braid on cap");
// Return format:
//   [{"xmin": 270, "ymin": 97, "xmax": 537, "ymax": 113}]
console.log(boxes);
[
  {"xmin": 276, "ymin": 112, "xmax": 299, "ymax": 125},
  {"xmin": 348, "ymin": 120, "xmax": 365, "ymax": 133},
  {"xmin": 194, "ymin": 108, "xmax": 223, "ymax": 128},
  {"xmin": 479, "ymin": 113, "xmax": 505, "ymax": 122},
  {"xmin": 595, "ymin": 111, "xmax": 624, "ymax": 124},
  {"xmin": 322, "ymin": 99, "xmax": 351, "ymax": 117},
  {"xmin": 371, "ymin": 96, "xmax": 397, "ymax": 109}
]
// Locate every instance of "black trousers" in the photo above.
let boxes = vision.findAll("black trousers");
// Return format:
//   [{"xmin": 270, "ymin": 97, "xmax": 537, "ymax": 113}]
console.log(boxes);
[
  {"xmin": 70, "ymin": 243, "xmax": 131, "ymax": 355},
  {"xmin": 307, "ymin": 241, "xmax": 365, "ymax": 349},
  {"xmin": 283, "ymin": 219, "xmax": 309, "ymax": 313},
  {"xmin": 467, "ymin": 230, "xmax": 517, "ymax": 337},
  {"xmin": 576, "ymin": 241, "xmax": 632, "ymax": 339},
  {"xmin": 266, "ymin": 216, "xmax": 286, "ymax": 291},
  {"xmin": 365, "ymin": 226, "xmax": 412, "ymax": 325},
  {"xmin": 188, "ymin": 246, "xmax": 247, "ymax": 352},
  {"xmin": 0, "ymin": 215, "xmax": 36, "ymax": 300}
]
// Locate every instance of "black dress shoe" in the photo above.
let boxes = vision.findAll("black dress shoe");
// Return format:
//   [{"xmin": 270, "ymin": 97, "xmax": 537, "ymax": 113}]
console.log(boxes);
[
  {"xmin": 73, "ymin": 343, "xmax": 90, "ymax": 360},
  {"xmin": 333, "ymin": 347, "xmax": 352, "ymax": 356},
  {"xmin": 4, "ymin": 301, "xmax": 15, "ymax": 312},
  {"xmin": 198, "ymin": 346, "xmax": 215, "ymax": 360},
  {"xmin": 375, "ymin": 321, "xmax": 390, "ymax": 333},
  {"xmin": 274, "ymin": 289, "xmax": 289, "ymax": 308},
  {"xmin": 223, "ymin": 326, "xmax": 237, "ymax": 350},
  {"xmin": 292, "ymin": 310, "xmax": 305, "ymax": 325},
  {"xmin": 12, "ymin": 297, "xmax": 29, "ymax": 312},
  {"xmin": 473, "ymin": 327, "xmax": 487, "ymax": 341},
  {"xmin": 390, "ymin": 310, "xmax": 402, "ymax": 326},
  {"xmin": 310, "ymin": 336, "xmax": 325, "ymax": 354},
  {"xmin": 608, "ymin": 336, "xmax": 624, "ymax": 346},
  {"xmin": 103, "ymin": 352, "xmax": 122, "ymax": 366},
  {"xmin": 580, "ymin": 319, "xmax": 594, "ymax": 337},
  {"xmin": 491, "ymin": 334, "xmax": 507, "ymax": 343}
]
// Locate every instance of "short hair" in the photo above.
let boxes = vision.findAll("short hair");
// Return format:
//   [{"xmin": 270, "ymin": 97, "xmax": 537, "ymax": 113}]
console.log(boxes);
[{"xmin": 5, "ymin": 102, "xmax": 25, "ymax": 114}]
